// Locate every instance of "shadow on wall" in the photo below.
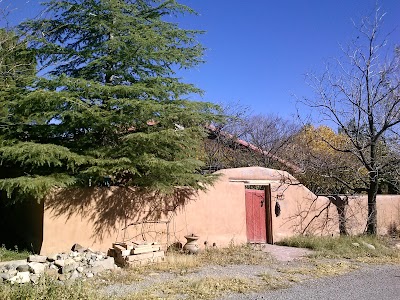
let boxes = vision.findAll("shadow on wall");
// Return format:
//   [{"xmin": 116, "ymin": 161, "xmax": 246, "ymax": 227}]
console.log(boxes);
[
  {"xmin": 45, "ymin": 186, "xmax": 196, "ymax": 243},
  {"xmin": 0, "ymin": 195, "xmax": 44, "ymax": 253},
  {"xmin": 282, "ymin": 194, "xmax": 369, "ymax": 236}
]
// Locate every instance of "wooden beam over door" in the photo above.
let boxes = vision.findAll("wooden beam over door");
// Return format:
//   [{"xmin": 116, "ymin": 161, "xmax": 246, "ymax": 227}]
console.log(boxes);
[{"xmin": 264, "ymin": 185, "xmax": 273, "ymax": 244}]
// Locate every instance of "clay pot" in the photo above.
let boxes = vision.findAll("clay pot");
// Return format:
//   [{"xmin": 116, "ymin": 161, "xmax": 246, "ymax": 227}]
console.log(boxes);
[{"xmin": 183, "ymin": 234, "xmax": 200, "ymax": 254}]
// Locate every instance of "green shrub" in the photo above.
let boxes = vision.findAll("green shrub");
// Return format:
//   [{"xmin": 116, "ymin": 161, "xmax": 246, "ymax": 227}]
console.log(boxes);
[{"xmin": 0, "ymin": 245, "xmax": 30, "ymax": 262}]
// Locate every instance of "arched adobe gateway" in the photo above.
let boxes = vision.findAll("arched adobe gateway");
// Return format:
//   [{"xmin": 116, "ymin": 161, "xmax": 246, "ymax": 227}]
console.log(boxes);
[
  {"xmin": 34, "ymin": 167, "xmax": 400, "ymax": 254},
  {"xmin": 218, "ymin": 167, "xmax": 305, "ymax": 245}
]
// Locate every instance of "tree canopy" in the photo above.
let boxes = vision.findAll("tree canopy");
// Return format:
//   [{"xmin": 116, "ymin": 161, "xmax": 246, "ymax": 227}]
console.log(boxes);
[{"xmin": 0, "ymin": 0, "xmax": 222, "ymax": 201}]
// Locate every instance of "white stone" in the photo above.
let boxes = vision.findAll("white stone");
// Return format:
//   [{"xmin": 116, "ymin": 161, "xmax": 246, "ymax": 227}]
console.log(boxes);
[
  {"xmin": 28, "ymin": 255, "xmax": 47, "ymax": 263},
  {"xmin": 54, "ymin": 260, "xmax": 65, "ymax": 268},
  {"xmin": 28, "ymin": 262, "xmax": 46, "ymax": 274},
  {"xmin": 61, "ymin": 263, "xmax": 77, "ymax": 274},
  {"xmin": 70, "ymin": 270, "xmax": 80, "ymax": 281},
  {"xmin": 69, "ymin": 251, "xmax": 79, "ymax": 258},
  {"xmin": 86, "ymin": 272, "xmax": 94, "ymax": 278},
  {"xmin": 64, "ymin": 258, "xmax": 76, "ymax": 266},
  {"xmin": 47, "ymin": 254, "xmax": 58, "ymax": 262},
  {"xmin": 73, "ymin": 256, "xmax": 83, "ymax": 262},
  {"xmin": 0, "ymin": 273, "xmax": 11, "ymax": 281},
  {"xmin": 92, "ymin": 257, "xmax": 115, "ymax": 270},
  {"xmin": 7, "ymin": 269, "xmax": 17, "ymax": 277},
  {"xmin": 30, "ymin": 274, "xmax": 40, "ymax": 284},
  {"xmin": 362, "ymin": 241, "xmax": 376, "ymax": 250},
  {"xmin": 89, "ymin": 265, "xmax": 104, "ymax": 274},
  {"xmin": 9, "ymin": 272, "xmax": 30, "ymax": 284}
]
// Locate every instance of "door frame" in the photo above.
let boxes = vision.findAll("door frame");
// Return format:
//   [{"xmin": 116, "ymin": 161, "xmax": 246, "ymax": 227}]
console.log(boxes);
[
  {"xmin": 264, "ymin": 185, "xmax": 273, "ymax": 244},
  {"xmin": 245, "ymin": 185, "xmax": 273, "ymax": 244}
]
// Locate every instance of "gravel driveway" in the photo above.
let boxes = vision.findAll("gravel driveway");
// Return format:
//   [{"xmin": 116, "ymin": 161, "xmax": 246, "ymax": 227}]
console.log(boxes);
[
  {"xmin": 101, "ymin": 245, "xmax": 400, "ymax": 299},
  {"xmin": 221, "ymin": 264, "xmax": 400, "ymax": 300},
  {"xmin": 103, "ymin": 244, "xmax": 312, "ymax": 297}
]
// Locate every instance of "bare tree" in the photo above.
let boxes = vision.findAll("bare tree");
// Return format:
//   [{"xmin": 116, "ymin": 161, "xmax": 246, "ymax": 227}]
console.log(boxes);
[
  {"xmin": 240, "ymin": 114, "xmax": 299, "ymax": 167},
  {"xmin": 204, "ymin": 109, "xmax": 300, "ymax": 173},
  {"xmin": 301, "ymin": 8, "xmax": 400, "ymax": 234}
]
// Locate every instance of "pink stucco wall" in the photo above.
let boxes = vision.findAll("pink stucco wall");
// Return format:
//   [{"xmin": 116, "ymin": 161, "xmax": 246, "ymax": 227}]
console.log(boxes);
[
  {"xmin": 41, "ymin": 171, "xmax": 248, "ymax": 254},
  {"xmin": 40, "ymin": 167, "xmax": 400, "ymax": 254}
]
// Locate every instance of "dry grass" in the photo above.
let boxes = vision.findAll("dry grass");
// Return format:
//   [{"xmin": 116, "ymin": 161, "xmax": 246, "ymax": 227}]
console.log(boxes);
[
  {"xmin": 355, "ymin": 255, "xmax": 400, "ymax": 264},
  {"xmin": 277, "ymin": 235, "xmax": 400, "ymax": 262},
  {"xmin": 117, "ymin": 277, "xmax": 259, "ymax": 300},
  {"xmin": 94, "ymin": 268, "xmax": 143, "ymax": 286},
  {"xmin": 4, "ymin": 240, "xmax": 383, "ymax": 300},
  {"xmin": 0, "ymin": 275, "xmax": 100, "ymax": 300},
  {"xmin": 92, "ymin": 243, "xmax": 271, "ymax": 292},
  {"xmin": 257, "ymin": 273, "xmax": 289, "ymax": 289},
  {"xmin": 198, "ymin": 244, "xmax": 271, "ymax": 266},
  {"xmin": 123, "ymin": 244, "xmax": 271, "ymax": 276},
  {"xmin": 278, "ymin": 261, "xmax": 358, "ymax": 278},
  {"xmin": 145, "ymin": 250, "xmax": 203, "ymax": 274}
]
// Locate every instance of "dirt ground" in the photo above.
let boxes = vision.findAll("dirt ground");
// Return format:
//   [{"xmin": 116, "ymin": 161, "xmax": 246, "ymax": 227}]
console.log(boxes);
[{"xmin": 256, "ymin": 244, "xmax": 314, "ymax": 262}]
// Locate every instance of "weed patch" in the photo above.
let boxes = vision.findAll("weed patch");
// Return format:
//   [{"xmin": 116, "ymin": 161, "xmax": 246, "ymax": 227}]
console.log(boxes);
[
  {"xmin": 278, "ymin": 261, "xmax": 357, "ymax": 278},
  {"xmin": 258, "ymin": 273, "xmax": 289, "ymax": 289},
  {"xmin": 276, "ymin": 235, "xmax": 400, "ymax": 261},
  {"xmin": 125, "ymin": 244, "xmax": 271, "ymax": 276},
  {"xmin": 0, "ymin": 276, "xmax": 100, "ymax": 300},
  {"xmin": 198, "ymin": 244, "xmax": 271, "ymax": 266},
  {"xmin": 118, "ymin": 277, "xmax": 259, "ymax": 300},
  {"xmin": 0, "ymin": 245, "xmax": 30, "ymax": 262},
  {"xmin": 94, "ymin": 269, "xmax": 143, "ymax": 286}
]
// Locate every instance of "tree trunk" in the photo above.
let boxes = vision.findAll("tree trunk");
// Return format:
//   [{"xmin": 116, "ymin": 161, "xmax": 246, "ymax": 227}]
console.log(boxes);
[
  {"xmin": 366, "ymin": 172, "xmax": 378, "ymax": 235},
  {"xmin": 330, "ymin": 195, "xmax": 348, "ymax": 236}
]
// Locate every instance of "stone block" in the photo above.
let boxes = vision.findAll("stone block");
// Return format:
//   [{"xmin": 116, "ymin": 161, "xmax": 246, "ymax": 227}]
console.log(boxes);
[
  {"xmin": 0, "ymin": 273, "xmax": 11, "ymax": 281},
  {"xmin": 16, "ymin": 264, "xmax": 30, "ymax": 272},
  {"xmin": 47, "ymin": 254, "xmax": 58, "ymax": 262},
  {"xmin": 9, "ymin": 271, "xmax": 30, "ymax": 284},
  {"xmin": 54, "ymin": 260, "xmax": 65, "ymax": 268},
  {"xmin": 28, "ymin": 255, "xmax": 47, "ymax": 263},
  {"xmin": 71, "ymin": 243, "xmax": 87, "ymax": 253},
  {"xmin": 61, "ymin": 263, "xmax": 77, "ymax": 274},
  {"xmin": 92, "ymin": 257, "xmax": 115, "ymax": 270},
  {"xmin": 30, "ymin": 274, "xmax": 40, "ymax": 284},
  {"xmin": 28, "ymin": 262, "xmax": 46, "ymax": 274},
  {"xmin": 125, "ymin": 251, "xmax": 164, "ymax": 262}
]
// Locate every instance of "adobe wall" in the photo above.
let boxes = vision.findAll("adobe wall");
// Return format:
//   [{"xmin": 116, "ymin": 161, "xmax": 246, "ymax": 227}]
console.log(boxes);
[
  {"xmin": 39, "ymin": 166, "xmax": 400, "ymax": 255},
  {"xmin": 346, "ymin": 195, "xmax": 400, "ymax": 235},
  {"xmin": 270, "ymin": 183, "xmax": 339, "ymax": 241},
  {"xmin": 169, "ymin": 179, "xmax": 247, "ymax": 249},
  {"xmin": 41, "ymin": 172, "xmax": 247, "ymax": 255},
  {"xmin": 271, "ymin": 183, "xmax": 400, "ymax": 239}
]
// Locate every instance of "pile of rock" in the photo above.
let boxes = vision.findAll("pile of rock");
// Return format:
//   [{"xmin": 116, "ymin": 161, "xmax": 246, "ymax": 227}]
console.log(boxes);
[
  {"xmin": 0, "ymin": 244, "xmax": 117, "ymax": 284},
  {"xmin": 109, "ymin": 241, "xmax": 165, "ymax": 267}
]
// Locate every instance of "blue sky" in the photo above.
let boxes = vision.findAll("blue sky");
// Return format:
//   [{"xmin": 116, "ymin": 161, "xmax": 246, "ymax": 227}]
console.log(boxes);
[{"xmin": 2, "ymin": 0, "xmax": 400, "ymax": 120}]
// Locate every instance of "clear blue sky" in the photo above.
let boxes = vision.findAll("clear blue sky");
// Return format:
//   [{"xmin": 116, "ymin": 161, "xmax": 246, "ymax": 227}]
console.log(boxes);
[{"xmin": 2, "ymin": 0, "xmax": 400, "ymax": 120}]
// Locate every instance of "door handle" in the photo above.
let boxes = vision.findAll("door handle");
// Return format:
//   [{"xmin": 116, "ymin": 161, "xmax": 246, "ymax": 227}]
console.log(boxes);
[{"xmin": 260, "ymin": 200, "xmax": 264, "ymax": 207}]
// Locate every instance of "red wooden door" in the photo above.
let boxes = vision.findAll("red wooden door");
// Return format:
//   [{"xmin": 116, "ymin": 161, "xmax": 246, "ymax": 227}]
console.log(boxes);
[{"xmin": 245, "ymin": 189, "xmax": 267, "ymax": 243}]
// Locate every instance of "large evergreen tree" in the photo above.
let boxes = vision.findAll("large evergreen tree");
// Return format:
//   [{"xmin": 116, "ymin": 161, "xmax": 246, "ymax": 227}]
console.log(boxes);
[{"xmin": 0, "ymin": 0, "xmax": 222, "ymax": 201}]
